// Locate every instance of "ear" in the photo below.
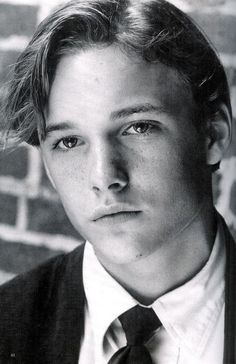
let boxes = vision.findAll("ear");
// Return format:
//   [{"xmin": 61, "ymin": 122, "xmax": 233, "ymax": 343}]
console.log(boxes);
[
  {"xmin": 42, "ymin": 157, "xmax": 56, "ymax": 190},
  {"xmin": 205, "ymin": 104, "xmax": 232, "ymax": 166}
]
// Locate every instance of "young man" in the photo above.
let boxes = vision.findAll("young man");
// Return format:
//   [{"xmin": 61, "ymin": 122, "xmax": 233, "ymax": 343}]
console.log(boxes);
[{"xmin": 0, "ymin": 0, "xmax": 234, "ymax": 363}]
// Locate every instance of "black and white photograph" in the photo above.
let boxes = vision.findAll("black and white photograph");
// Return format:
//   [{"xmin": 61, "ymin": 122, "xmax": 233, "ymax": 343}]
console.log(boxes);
[{"xmin": 0, "ymin": 0, "xmax": 236, "ymax": 363}]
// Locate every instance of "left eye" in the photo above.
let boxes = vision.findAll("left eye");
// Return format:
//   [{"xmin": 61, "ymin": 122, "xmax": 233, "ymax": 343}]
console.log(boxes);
[
  {"xmin": 54, "ymin": 136, "xmax": 79, "ymax": 150},
  {"xmin": 122, "ymin": 122, "xmax": 155, "ymax": 136}
]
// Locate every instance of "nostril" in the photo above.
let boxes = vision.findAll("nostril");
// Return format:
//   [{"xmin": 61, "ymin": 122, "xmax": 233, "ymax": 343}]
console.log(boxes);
[
  {"xmin": 92, "ymin": 186, "xmax": 100, "ymax": 192},
  {"xmin": 113, "ymin": 183, "xmax": 120, "ymax": 189},
  {"xmin": 109, "ymin": 182, "xmax": 125, "ymax": 191},
  {"xmin": 91, "ymin": 168, "xmax": 129, "ymax": 193}
]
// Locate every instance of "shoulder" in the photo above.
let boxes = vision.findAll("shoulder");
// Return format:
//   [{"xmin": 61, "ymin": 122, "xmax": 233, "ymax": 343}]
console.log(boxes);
[
  {"xmin": 0, "ymin": 243, "xmax": 85, "ymax": 300},
  {"xmin": 0, "ymin": 244, "xmax": 85, "ymax": 343}
]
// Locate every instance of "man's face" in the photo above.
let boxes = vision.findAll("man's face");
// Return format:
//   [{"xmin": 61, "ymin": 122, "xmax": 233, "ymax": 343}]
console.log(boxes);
[{"xmin": 41, "ymin": 45, "xmax": 208, "ymax": 265}]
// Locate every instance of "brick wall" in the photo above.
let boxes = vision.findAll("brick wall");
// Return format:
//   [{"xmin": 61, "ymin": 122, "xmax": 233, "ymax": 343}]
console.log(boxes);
[{"xmin": 0, "ymin": 0, "xmax": 235, "ymax": 283}]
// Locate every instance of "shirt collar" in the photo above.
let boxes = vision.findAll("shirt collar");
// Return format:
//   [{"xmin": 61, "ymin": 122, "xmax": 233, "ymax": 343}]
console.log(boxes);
[
  {"xmin": 152, "ymin": 216, "xmax": 225, "ymax": 357},
  {"xmin": 83, "ymin": 242, "xmax": 137, "ymax": 350},
  {"xmin": 83, "ymin": 217, "xmax": 225, "ymax": 358}
]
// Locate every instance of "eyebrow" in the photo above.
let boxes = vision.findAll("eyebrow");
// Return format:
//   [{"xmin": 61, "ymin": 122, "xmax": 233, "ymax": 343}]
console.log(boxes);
[
  {"xmin": 44, "ymin": 103, "xmax": 167, "ymax": 139},
  {"xmin": 110, "ymin": 103, "xmax": 167, "ymax": 120},
  {"xmin": 44, "ymin": 122, "xmax": 75, "ymax": 139}
]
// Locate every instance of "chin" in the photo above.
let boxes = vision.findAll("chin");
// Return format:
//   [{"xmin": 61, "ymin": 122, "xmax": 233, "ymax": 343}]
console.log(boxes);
[{"xmin": 92, "ymin": 236, "xmax": 154, "ymax": 266}]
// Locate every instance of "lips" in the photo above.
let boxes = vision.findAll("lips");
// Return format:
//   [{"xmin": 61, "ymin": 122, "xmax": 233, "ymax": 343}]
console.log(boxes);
[{"xmin": 91, "ymin": 205, "xmax": 141, "ymax": 221}]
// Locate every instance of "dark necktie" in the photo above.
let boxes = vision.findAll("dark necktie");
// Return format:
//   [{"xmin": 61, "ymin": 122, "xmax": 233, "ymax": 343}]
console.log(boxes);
[{"xmin": 108, "ymin": 305, "xmax": 161, "ymax": 364}]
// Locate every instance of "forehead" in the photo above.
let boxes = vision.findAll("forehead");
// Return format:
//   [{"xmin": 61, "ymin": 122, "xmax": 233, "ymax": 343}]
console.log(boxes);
[{"xmin": 47, "ymin": 45, "xmax": 196, "ymax": 127}]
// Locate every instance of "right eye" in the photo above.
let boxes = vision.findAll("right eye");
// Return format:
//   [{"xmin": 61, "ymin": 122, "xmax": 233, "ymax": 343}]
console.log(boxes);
[{"xmin": 53, "ymin": 136, "xmax": 80, "ymax": 150}]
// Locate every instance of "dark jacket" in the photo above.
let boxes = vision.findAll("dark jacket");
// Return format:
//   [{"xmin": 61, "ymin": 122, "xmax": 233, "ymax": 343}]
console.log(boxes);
[{"xmin": 0, "ymin": 217, "xmax": 235, "ymax": 364}]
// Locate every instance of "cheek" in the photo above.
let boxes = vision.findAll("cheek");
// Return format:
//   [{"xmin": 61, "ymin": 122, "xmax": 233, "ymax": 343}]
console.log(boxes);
[
  {"xmin": 44, "ymin": 154, "xmax": 88, "ymax": 199},
  {"xmin": 134, "ymin": 141, "xmax": 188, "ymax": 181},
  {"xmin": 133, "ymin": 138, "xmax": 205, "ymax": 201}
]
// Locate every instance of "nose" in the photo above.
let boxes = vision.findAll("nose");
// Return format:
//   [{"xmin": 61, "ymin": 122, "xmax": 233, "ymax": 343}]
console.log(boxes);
[{"xmin": 89, "ymin": 142, "xmax": 129, "ymax": 194}]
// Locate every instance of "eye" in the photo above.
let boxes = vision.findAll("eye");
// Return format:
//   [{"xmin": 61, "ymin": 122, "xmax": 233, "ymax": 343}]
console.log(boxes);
[
  {"xmin": 53, "ymin": 136, "xmax": 80, "ymax": 150},
  {"xmin": 122, "ymin": 121, "xmax": 158, "ymax": 136}
]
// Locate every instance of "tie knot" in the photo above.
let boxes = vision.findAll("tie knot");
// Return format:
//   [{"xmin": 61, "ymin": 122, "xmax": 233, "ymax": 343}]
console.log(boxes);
[{"xmin": 118, "ymin": 305, "xmax": 161, "ymax": 346}]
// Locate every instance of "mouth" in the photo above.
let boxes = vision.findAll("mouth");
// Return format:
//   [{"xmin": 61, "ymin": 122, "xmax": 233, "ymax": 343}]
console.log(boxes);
[
  {"xmin": 96, "ymin": 211, "xmax": 141, "ymax": 223},
  {"xmin": 92, "ymin": 206, "xmax": 141, "ymax": 223}
]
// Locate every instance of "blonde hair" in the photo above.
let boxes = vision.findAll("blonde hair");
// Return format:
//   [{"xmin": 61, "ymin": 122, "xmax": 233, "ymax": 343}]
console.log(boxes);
[{"xmin": 3, "ymin": 0, "xmax": 231, "ymax": 148}]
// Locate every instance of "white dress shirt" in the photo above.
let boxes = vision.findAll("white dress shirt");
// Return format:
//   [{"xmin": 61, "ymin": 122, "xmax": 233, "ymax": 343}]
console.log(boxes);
[{"xmin": 79, "ymin": 219, "xmax": 226, "ymax": 364}]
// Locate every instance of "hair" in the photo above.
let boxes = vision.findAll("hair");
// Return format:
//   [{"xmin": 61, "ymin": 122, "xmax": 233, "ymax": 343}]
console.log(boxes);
[{"xmin": 2, "ymin": 0, "xmax": 232, "ymax": 149}]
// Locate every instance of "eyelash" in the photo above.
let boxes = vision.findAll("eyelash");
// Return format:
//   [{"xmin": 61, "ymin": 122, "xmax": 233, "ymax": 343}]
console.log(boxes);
[
  {"xmin": 122, "ymin": 121, "xmax": 158, "ymax": 136},
  {"xmin": 52, "ymin": 121, "xmax": 159, "ymax": 151},
  {"xmin": 52, "ymin": 135, "xmax": 80, "ymax": 151}
]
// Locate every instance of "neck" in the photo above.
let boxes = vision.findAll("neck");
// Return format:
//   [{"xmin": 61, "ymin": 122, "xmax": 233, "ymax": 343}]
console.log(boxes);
[{"xmin": 98, "ymin": 201, "xmax": 217, "ymax": 305}]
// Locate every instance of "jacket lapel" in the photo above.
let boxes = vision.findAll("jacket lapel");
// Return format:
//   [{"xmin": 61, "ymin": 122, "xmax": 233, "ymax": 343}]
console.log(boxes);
[
  {"xmin": 223, "ymin": 217, "xmax": 236, "ymax": 364},
  {"xmin": 45, "ymin": 244, "xmax": 86, "ymax": 364}
]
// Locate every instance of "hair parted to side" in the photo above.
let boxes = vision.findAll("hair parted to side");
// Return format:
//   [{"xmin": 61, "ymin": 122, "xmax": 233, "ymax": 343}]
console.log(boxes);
[{"xmin": 2, "ymin": 0, "xmax": 232, "ymax": 147}]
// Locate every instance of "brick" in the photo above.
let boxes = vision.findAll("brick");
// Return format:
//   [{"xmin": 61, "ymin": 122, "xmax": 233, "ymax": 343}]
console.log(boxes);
[
  {"xmin": 230, "ymin": 181, "xmax": 236, "ymax": 215},
  {"xmin": 186, "ymin": 0, "xmax": 226, "ymax": 5},
  {"xmin": 28, "ymin": 198, "xmax": 83, "ymax": 240},
  {"xmin": 41, "ymin": 164, "xmax": 55, "ymax": 190},
  {"xmin": 225, "ymin": 67, "xmax": 236, "ymax": 87},
  {"xmin": 231, "ymin": 87, "xmax": 236, "ymax": 118},
  {"xmin": 0, "ymin": 193, "xmax": 17, "ymax": 225},
  {"xmin": 0, "ymin": 50, "xmax": 20, "ymax": 84},
  {"xmin": 229, "ymin": 226, "xmax": 236, "ymax": 241},
  {"xmin": 0, "ymin": 270, "xmax": 15, "ymax": 285},
  {"xmin": 233, "ymin": 72, "xmax": 236, "ymax": 86},
  {"xmin": 0, "ymin": 146, "xmax": 28, "ymax": 179},
  {"xmin": 212, "ymin": 172, "xmax": 221, "ymax": 204},
  {"xmin": 224, "ymin": 117, "xmax": 236, "ymax": 158},
  {"xmin": 0, "ymin": 4, "xmax": 38, "ymax": 37},
  {"xmin": 0, "ymin": 238, "xmax": 63, "ymax": 274},
  {"xmin": 190, "ymin": 12, "xmax": 236, "ymax": 53}
]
